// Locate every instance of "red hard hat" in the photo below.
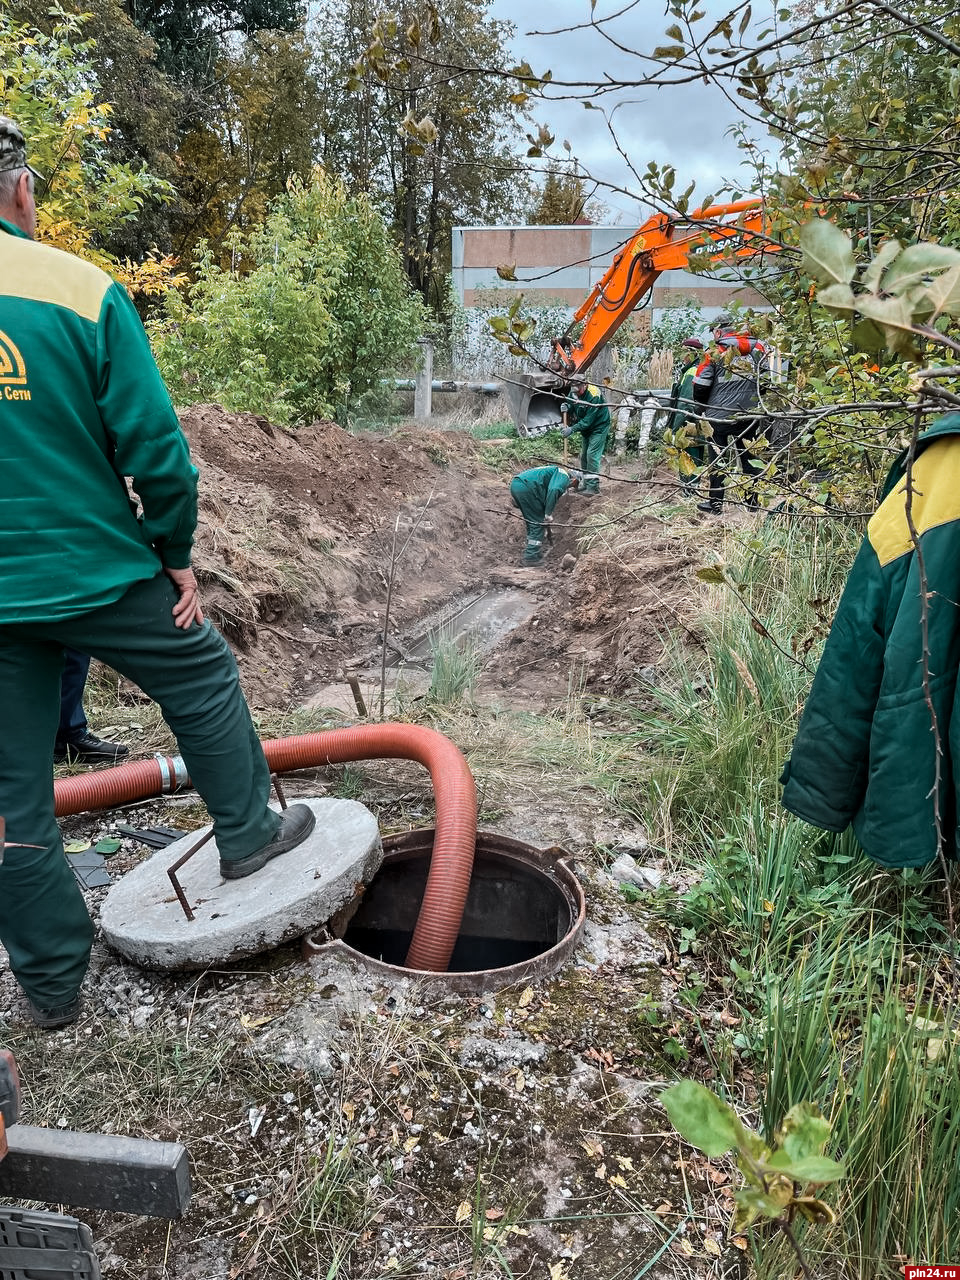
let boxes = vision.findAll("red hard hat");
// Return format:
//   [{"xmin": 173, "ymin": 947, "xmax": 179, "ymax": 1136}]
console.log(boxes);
[{"xmin": 681, "ymin": 337, "xmax": 703, "ymax": 350}]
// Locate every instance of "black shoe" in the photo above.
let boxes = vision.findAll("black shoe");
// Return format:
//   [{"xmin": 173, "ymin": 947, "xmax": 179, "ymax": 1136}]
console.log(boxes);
[
  {"xmin": 220, "ymin": 804, "xmax": 317, "ymax": 879},
  {"xmin": 27, "ymin": 996, "xmax": 81, "ymax": 1029},
  {"xmin": 54, "ymin": 730, "xmax": 129, "ymax": 764},
  {"xmin": 697, "ymin": 500, "xmax": 722, "ymax": 514}
]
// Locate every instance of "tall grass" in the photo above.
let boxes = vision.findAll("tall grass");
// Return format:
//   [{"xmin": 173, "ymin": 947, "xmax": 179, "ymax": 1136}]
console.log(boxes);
[
  {"xmin": 622, "ymin": 516, "xmax": 960, "ymax": 1276},
  {"xmin": 426, "ymin": 629, "xmax": 481, "ymax": 708}
]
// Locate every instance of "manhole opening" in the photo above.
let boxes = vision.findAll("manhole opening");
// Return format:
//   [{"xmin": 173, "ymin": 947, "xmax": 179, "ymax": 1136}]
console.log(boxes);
[{"xmin": 340, "ymin": 841, "xmax": 578, "ymax": 973}]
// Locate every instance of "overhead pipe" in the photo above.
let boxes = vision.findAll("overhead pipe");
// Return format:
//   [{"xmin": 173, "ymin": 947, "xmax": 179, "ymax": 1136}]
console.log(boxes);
[{"xmin": 53, "ymin": 724, "xmax": 477, "ymax": 972}]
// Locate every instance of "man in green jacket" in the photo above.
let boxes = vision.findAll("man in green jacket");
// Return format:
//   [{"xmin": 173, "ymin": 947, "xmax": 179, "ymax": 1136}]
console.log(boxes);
[
  {"xmin": 781, "ymin": 414, "xmax": 960, "ymax": 869},
  {"xmin": 561, "ymin": 380, "xmax": 610, "ymax": 495},
  {"xmin": 667, "ymin": 337, "xmax": 704, "ymax": 487},
  {"xmin": 509, "ymin": 466, "xmax": 579, "ymax": 564},
  {"xmin": 0, "ymin": 117, "xmax": 315, "ymax": 1029}
]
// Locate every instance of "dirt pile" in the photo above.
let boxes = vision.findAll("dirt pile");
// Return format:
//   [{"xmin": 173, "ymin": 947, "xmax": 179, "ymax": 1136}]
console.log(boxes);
[
  {"xmin": 176, "ymin": 405, "xmax": 711, "ymax": 710},
  {"xmin": 178, "ymin": 405, "xmax": 509, "ymax": 705}
]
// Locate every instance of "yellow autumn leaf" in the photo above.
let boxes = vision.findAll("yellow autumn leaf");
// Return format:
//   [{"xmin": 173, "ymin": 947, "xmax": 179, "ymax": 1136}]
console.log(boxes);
[
  {"xmin": 514, "ymin": 1072, "xmax": 525, "ymax": 1093},
  {"xmin": 403, "ymin": 1135, "xmax": 419, "ymax": 1153},
  {"xmin": 455, "ymin": 1200, "xmax": 472, "ymax": 1224},
  {"xmin": 342, "ymin": 1101, "xmax": 355, "ymax": 1121},
  {"xmin": 614, "ymin": 1155, "xmax": 635, "ymax": 1172},
  {"xmin": 608, "ymin": 1174, "xmax": 627, "ymax": 1189},
  {"xmin": 581, "ymin": 1138, "xmax": 603, "ymax": 1159},
  {"xmin": 549, "ymin": 1263, "xmax": 571, "ymax": 1280},
  {"xmin": 703, "ymin": 1238, "xmax": 722, "ymax": 1257},
  {"xmin": 239, "ymin": 1012, "xmax": 274, "ymax": 1030},
  {"xmin": 518, "ymin": 986, "xmax": 535, "ymax": 1008}
]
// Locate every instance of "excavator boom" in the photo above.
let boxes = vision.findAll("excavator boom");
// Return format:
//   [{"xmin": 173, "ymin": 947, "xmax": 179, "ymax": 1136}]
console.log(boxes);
[{"xmin": 506, "ymin": 198, "xmax": 779, "ymax": 435}]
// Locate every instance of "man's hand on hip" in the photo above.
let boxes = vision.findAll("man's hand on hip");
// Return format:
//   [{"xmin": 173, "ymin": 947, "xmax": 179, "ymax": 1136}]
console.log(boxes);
[{"xmin": 164, "ymin": 567, "xmax": 205, "ymax": 629}]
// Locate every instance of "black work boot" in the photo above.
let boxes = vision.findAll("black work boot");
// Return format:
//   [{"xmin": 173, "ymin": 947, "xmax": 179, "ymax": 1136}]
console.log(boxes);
[
  {"xmin": 27, "ymin": 996, "xmax": 81, "ymax": 1029},
  {"xmin": 697, "ymin": 500, "xmax": 722, "ymax": 514},
  {"xmin": 54, "ymin": 731, "xmax": 129, "ymax": 764},
  {"xmin": 220, "ymin": 804, "xmax": 317, "ymax": 879}
]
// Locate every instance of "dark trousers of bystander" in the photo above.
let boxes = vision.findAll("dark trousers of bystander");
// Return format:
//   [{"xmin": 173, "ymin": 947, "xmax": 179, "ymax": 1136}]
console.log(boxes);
[{"xmin": 706, "ymin": 418, "xmax": 761, "ymax": 509}]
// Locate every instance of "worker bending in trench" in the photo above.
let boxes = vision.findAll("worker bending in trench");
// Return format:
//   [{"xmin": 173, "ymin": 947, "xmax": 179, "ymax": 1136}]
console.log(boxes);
[
  {"xmin": 510, "ymin": 465, "xmax": 580, "ymax": 564},
  {"xmin": 0, "ymin": 116, "xmax": 316, "ymax": 1031},
  {"xmin": 560, "ymin": 379, "xmax": 611, "ymax": 496}
]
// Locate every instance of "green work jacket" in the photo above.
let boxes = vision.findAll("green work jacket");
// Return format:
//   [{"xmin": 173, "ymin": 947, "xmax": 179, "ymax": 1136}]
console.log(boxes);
[
  {"xmin": 668, "ymin": 365, "xmax": 697, "ymax": 434},
  {"xmin": 561, "ymin": 383, "xmax": 610, "ymax": 435},
  {"xmin": 0, "ymin": 217, "xmax": 198, "ymax": 623},
  {"xmin": 510, "ymin": 466, "xmax": 572, "ymax": 517},
  {"xmin": 781, "ymin": 415, "xmax": 960, "ymax": 867}
]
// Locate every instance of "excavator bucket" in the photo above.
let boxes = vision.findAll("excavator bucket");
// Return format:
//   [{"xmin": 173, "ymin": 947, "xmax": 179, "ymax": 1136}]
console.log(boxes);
[{"xmin": 504, "ymin": 372, "xmax": 569, "ymax": 438}]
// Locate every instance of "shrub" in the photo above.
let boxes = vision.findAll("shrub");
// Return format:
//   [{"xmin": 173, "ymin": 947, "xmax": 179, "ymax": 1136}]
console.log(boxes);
[{"xmin": 150, "ymin": 171, "xmax": 427, "ymax": 424}]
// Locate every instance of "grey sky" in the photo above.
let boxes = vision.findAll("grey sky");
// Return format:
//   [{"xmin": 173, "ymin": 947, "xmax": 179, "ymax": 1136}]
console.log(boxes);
[{"xmin": 485, "ymin": 0, "xmax": 775, "ymax": 225}]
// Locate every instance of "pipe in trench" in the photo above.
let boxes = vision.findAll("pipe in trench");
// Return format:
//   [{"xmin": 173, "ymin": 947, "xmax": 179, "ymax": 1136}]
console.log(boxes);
[{"xmin": 53, "ymin": 724, "xmax": 477, "ymax": 973}]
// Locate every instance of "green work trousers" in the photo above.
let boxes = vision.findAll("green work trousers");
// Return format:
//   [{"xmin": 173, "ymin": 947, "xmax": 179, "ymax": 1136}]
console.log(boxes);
[
  {"xmin": 0, "ymin": 572, "xmax": 281, "ymax": 1008},
  {"xmin": 509, "ymin": 480, "xmax": 546, "ymax": 562},
  {"xmin": 579, "ymin": 424, "xmax": 609, "ymax": 493}
]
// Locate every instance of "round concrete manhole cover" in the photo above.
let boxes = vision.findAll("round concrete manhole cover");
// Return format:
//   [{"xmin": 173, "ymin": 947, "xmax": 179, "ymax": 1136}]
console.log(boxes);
[{"xmin": 100, "ymin": 797, "xmax": 382, "ymax": 970}]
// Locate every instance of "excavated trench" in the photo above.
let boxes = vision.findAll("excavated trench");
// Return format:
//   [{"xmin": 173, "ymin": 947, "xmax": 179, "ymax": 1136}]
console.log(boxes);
[{"xmin": 389, "ymin": 586, "xmax": 536, "ymax": 667}]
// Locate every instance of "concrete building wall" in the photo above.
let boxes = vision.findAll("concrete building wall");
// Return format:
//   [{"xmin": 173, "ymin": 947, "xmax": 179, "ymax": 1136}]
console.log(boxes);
[{"xmin": 451, "ymin": 224, "xmax": 769, "ymax": 328}]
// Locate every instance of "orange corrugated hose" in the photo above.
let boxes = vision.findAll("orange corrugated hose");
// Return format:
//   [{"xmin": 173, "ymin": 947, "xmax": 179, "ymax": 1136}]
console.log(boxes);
[{"xmin": 53, "ymin": 725, "xmax": 477, "ymax": 972}]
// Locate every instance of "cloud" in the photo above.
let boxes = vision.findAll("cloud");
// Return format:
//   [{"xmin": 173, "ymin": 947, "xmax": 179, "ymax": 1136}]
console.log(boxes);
[{"xmin": 487, "ymin": 0, "xmax": 773, "ymax": 221}]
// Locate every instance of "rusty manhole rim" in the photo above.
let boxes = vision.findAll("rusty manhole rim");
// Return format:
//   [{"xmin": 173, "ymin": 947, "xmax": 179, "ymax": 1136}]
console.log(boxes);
[{"xmin": 302, "ymin": 828, "xmax": 586, "ymax": 995}]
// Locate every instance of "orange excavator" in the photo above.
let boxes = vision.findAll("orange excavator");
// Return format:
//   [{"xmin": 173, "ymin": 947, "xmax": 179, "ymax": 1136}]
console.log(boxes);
[{"xmin": 507, "ymin": 198, "xmax": 780, "ymax": 435}]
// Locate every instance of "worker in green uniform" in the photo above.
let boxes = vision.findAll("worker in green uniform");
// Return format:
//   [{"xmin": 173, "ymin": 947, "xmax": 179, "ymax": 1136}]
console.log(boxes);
[
  {"xmin": 0, "ymin": 116, "xmax": 316, "ymax": 1030},
  {"xmin": 509, "ymin": 466, "xmax": 580, "ymax": 564},
  {"xmin": 667, "ymin": 337, "xmax": 704, "ymax": 487},
  {"xmin": 561, "ymin": 379, "xmax": 610, "ymax": 495}
]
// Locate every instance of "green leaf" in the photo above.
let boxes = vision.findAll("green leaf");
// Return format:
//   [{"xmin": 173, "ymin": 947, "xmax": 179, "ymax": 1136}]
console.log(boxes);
[
  {"xmin": 660, "ymin": 1081, "xmax": 742, "ymax": 1157},
  {"xmin": 95, "ymin": 837, "xmax": 122, "ymax": 856},
  {"xmin": 653, "ymin": 44, "xmax": 687, "ymax": 60},
  {"xmin": 665, "ymin": 23, "xmax": 684, "ymax": 40},
  {"xmin": 696, "ymin": 565, "xmax": 728, "ymax": 584},
  {"xmin": 921, "ymin": 263, "xmax": 960, "ymax": 321},
  {"xmin": 815, "ymin": 283, "xmax": 856, "ymax": 315},
  {"xmin": 861, "ymin": 239, "xmax": 902, "ymax": 291},
  {"xmin": 851, "ymin": 318, "xmax": 887, "ymax": 351},
  {"xmin": 767, "ymin": 1152, "xmax": 845, "ymax": 1184},
  {"xmin": 799, "ymin": 219, "xmax": 856, "ymax": 285},
  {"xmin": 883, "ymin": 242, "xmax": 960, "ymax": 294},
  {"xmin": 855, "ymin": 293, "xmax": 918, "ymax": 353},
  {"xmin": 733, "ymin": 1179, "xmax": 793, "ymax": 1230},
  {"xmin": 488, "ymin": 316, "xmax": 510, "ymax": 332},
  {"xmin": 778, "ymin": 1101, "xmax": 831, "ymax": 1161}
]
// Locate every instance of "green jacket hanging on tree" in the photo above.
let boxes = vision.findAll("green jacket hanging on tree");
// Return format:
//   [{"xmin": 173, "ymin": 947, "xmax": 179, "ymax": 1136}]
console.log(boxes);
[{"xmin": 781, "ymin": 414, "xmax": 960, "ymax": 868}]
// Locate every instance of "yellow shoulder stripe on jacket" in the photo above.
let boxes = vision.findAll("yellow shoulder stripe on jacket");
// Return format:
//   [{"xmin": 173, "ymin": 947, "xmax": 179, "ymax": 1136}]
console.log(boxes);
[
  {"xmin": 869, "ymin": 437, "xmax": 960, "ymax": 567},
  {"xmin": 0, "ymin": 237, "xmax": 111, "ymax": 323}
]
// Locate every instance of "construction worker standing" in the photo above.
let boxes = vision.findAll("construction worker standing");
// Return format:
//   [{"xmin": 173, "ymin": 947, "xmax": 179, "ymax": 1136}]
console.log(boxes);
[
  {"xmin": 561, "ymin": 379, "xmax": 610, "ymax": 495},
  {"xmin": 0, "ymin": 115, "xmax": 316, "ymax": 1030},
  {"xmin": 509, "ymin": 466, "xmax": 580, "ymax": 565},
  {"xmin": 692, "ymin": 312, "xmax": 767, "ymax": 513},
  {"xmin": 667, "ymin": 337, "xmax": 704, "ymax": 486}
]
